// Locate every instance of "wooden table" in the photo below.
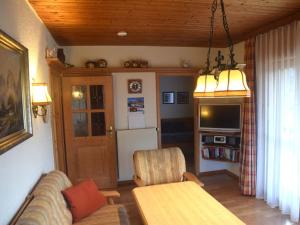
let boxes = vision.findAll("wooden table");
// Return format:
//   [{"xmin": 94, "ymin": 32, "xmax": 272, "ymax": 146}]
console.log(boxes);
[{"xmin": 132, "ymin": 181, "xmax": 245, "ymax": 225}]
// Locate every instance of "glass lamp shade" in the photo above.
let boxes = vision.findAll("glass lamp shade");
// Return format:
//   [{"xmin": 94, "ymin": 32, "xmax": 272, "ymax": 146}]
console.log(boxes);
[
  {"xmin": 72, "ymin": 86, "xmax": 84, "ymax": 100},
  {"xmin": 31, "ymin": 83, "xmax": 52, "ymax": 105},
  {"xmin": 193, "ymin": 74, "xmax": 218, "ymax": 98},
  {"xmin": 214, "ymin": 69, "xmax": 250, "ymax": 97}
]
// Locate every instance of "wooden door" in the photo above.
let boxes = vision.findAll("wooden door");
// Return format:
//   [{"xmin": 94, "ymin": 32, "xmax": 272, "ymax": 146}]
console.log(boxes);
[{"xmin": 62, "ymin": 76, "xmax": 117, "ymax": 188}]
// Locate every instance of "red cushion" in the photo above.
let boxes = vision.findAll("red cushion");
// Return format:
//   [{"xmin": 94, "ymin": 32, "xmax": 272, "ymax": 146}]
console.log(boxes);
[{"xmin": 62, "ymin": 179, "xmax": 107, "ymax": 222}]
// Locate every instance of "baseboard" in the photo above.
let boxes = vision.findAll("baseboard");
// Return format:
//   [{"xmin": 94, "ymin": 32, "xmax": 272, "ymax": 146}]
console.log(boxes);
[
  {"xmin": 199, "ymin": 169, "xmax": 227, "ymax": 176},
  {"xmin": 224, "ymin": 170, "xmax": 239, "ymax": 180},
  {"xmin": 118, "ymin": 180, "xmax": 134, "ymax": 186},
  {"xmin": 199, "ymin": 169, "xmax": 239, "ymax": 180}
]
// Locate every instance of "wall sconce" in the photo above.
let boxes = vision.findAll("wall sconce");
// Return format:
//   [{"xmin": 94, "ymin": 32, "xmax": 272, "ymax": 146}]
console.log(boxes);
[{"xmin": 31, "ymin": 83, "xmax": 52, "ymax": 122}]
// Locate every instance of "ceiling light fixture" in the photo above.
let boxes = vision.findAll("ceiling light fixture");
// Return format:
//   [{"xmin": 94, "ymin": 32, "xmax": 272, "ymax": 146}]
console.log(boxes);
[
  {"xmin": 117, "ymin": 31, "xmax": 128, "ymax": 37},
  {"xmin": 193, "ymin": 0, "xmax": 250, "ymax": 98},
  {"xmin": 194, "ymin": 0, "xmax": 218, "ymax": 98}
]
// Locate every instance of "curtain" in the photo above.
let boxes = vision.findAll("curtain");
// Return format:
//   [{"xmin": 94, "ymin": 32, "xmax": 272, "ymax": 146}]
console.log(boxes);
[
  {"xmin": 256, "ymin": 21, "xmax": 300, "ymax": 222},
  {"xmin": 240, "ymin": 38, "xmax": 257, "ymax": 196}
]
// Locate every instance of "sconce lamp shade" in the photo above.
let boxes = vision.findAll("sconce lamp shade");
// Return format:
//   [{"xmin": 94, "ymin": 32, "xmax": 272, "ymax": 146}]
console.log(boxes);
[
  {"xmin": 72, "ymin": 86, "xmax": 84, "ymax": 100},
  {"xmin": 32, "ymin": 83, "xmax": 52, "ymax": 105},
  {"xmin": 214, "ymin": 69, "xmax": 250, "ymax": 97},
  {"xmin": 193, "ymin": 74, "xmax": 217, "ymax": 98}
]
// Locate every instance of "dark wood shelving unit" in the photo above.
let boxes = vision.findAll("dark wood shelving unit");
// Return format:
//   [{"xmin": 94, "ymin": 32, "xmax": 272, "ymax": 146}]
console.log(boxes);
[
  {"xmin": 202, "ymin": 144, "xmax": 240, "ymax": 149},
  {"xmin": 199, "ymin": 130, "xmax": 241, "ymax": 136},
  {"xmin": 202, "ymin": 157, "xmax": 239, "ymax": 163},
  {"xmin": 200, "ymin": 131, "xmax": 241, "ymax": 163}
]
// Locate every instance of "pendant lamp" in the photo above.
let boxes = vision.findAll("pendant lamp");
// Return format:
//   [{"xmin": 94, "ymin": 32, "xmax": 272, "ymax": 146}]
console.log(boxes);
[
  {"xmin": 214, "ymin": 69, "xmax": 250, "ymax": 97},
  {"xmin": 193, "ymin": 0, "xmax": 218, "ymax": 98},
  {"xmin": 193, "ymin": 0, "xmax": 250, "ymax": 98},
  {"xmin": 194, "ymin": 74, "xmax": 217, "ymax": 98}
]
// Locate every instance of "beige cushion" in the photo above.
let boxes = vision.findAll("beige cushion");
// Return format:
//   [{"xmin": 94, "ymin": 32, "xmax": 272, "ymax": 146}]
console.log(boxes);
[
  {"xmin": 73, "ymin": 205, "xmax": 130, "ymax": 225},
  {"xmin": 15, "ymin": 194, "xmax": 71, "ymax": 225},
  {"xmin": 133, "ymin": 147, "xmax": 186, "ymax": 186},
  {"xmin": 34, "ymin": 170, "xmax": 72, "ymax": 196},
  {"xmin": 16, "ymin": 171, "xmax": 72, "ymax": 225}
]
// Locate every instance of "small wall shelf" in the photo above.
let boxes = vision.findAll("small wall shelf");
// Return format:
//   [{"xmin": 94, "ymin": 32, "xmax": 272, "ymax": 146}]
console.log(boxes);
[
  {"xmin": 200, "ymin": 131, "xmax": 241, "ymax": 163},
  {"xmin": 202, "ymin": 157, "xmax": 239, "ymax": 163}
]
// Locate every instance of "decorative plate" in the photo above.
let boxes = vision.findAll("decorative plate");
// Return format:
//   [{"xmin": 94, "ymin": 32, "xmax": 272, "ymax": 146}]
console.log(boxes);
[{"xmin": 128, "ymin": 79, "xmax": 142, "ymax": 93}]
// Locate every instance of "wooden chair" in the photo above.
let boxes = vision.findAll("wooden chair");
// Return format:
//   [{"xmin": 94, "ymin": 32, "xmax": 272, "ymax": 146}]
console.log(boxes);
[{"xmin": 133, "ymin": 147, "xmax": 204, "ymax": 187}]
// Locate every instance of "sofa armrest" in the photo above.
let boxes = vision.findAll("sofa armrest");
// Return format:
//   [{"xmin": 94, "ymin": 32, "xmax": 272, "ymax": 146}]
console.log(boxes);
[
  {"xmin": 133, "ymin": 175, "xmax": 146, "ymax": 187},
  {"xmin": 100, "ymin": 191, "xmax": 120, "ymax": 205},
  {"xmin": 183, "ymin": 172, "xmax": 204, "ymax": 187}
]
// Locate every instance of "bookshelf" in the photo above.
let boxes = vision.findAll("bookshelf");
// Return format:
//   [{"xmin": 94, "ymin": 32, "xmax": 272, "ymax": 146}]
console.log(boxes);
[{"xmin": 200, "ymin": 131, "xmax": 241, "ymax": 163}]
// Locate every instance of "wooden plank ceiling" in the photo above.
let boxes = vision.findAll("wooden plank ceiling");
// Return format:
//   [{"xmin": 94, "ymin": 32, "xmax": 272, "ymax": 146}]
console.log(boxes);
[{"xmin": 28, "ymin": 0, "xmax": 300, "ymax": 47}]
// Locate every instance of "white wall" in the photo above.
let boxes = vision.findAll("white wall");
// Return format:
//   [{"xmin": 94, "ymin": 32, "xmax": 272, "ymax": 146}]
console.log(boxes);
[
  {"xmin": 64, "ymin": 42, "xmax": 245, "ymax": 67},
  {"xmin": 113, "ymin": 72, "xmax": 157, "ymax": 129},
  {"xmin": 160, "ymin": 76, "xmax": 194, "ymax": 119},
  {"xmin": 200, "ymin": 157, "xmax": 240, "ymax": 175},
  {"xmin": 0, "ymin": 1, "xmax": 57, "ymax": 224}
]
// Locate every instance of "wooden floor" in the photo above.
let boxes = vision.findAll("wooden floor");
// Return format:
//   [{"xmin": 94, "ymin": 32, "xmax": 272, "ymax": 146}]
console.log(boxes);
[{"xmin": 116, "ymin": 174, "xmax": 298, "ymax": 225}]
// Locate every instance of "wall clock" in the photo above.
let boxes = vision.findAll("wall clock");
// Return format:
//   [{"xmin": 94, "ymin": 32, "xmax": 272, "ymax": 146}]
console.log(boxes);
[{"xmin": 128, "ymin": 79, "xmax": 142, "ymax": 93}]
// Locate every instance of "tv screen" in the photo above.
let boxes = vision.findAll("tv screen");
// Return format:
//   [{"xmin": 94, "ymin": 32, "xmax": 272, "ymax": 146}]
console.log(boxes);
[{"xmin": 199, "ymin": 105, "xmax": 240, "ymax": 130}]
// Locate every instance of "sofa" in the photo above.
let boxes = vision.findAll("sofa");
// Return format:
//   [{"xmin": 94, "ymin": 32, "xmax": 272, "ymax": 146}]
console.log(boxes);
[{"xmin": 15, "ymin": 170, "xmax": 130, "ymax": 225}]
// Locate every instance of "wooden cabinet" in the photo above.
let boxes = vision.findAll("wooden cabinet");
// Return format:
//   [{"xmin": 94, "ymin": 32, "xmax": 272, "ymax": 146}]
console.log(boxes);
[{"xmin": 62, "ymin": 75, "xmax": 117, "ymax": 188}]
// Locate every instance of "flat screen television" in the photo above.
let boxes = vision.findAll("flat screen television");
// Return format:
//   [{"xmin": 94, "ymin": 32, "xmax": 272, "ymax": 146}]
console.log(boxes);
[{"xmin": 199, "ymin": 104, "xmax": 241, "ymax": 131}]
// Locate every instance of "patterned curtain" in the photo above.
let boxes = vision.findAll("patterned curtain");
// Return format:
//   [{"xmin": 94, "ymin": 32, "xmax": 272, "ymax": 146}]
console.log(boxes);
[{"xmin": 240, "ymin": 38, "xmax": 257, "ymax": 196}]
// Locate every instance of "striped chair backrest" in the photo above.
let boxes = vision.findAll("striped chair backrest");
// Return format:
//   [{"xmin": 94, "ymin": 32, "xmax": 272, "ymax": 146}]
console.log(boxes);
[{"xmin": 133, "ymin": 147, "xmax": 186, "ymax": 186}]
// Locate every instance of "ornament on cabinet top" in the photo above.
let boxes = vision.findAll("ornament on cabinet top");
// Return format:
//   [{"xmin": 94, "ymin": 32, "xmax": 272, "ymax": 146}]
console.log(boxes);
[
  {"xmin": 45, "ymin": 47, "xmax": 65, "ymax": 64},
  {"xmin": 123, "ymin": 59, "xmax": 148, "ymax": 68},
  {"xmin": 85, "ymin": 60, "xmax": 97, "ymax": 68},
  {"xmin": 85, "ymin": 59, "xmax": 108, "ymax": 68},
  {"xmin": 96, "ymin": 59, "xmax": 108, "ymax": 68}
]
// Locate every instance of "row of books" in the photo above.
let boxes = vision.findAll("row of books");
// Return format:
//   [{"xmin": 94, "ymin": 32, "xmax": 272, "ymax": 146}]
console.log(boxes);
[{"xmin": 202, "ymin": 147, "xmax": 240, "ymax": 162}]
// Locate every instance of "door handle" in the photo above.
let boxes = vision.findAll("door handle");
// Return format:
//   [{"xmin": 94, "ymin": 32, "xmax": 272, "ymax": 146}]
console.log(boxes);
[{"xmin": 107, "ymin": 126, "xmax": 113, "ymax": 136}]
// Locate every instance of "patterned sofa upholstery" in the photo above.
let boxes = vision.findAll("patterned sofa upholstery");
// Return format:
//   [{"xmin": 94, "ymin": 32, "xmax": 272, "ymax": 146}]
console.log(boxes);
[
  {"xmin": 133, "ymin": 147, "xmax": 204, "ymax": 187},
  {"xmin": 16, "ymin": 170, "xmax": 130, "ymax": 225}
]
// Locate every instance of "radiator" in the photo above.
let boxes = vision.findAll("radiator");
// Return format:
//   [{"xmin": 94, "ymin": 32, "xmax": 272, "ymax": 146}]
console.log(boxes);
[{"xmin": 117, "ymin": 128, "xmax": 158, "ymax": 181}]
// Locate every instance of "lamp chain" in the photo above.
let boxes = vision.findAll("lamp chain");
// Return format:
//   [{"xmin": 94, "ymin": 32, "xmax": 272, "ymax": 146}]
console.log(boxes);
[
  {"xmin": 205, "ymin": 0, "xmax": 218, "ymax": 73},
  {"xmin": 220, "ymin": 0, "xmax": 236, "ymax": 67}
]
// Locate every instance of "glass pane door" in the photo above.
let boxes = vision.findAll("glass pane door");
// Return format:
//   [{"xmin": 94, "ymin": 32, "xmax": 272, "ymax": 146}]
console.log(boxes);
[
  {"xmin": 71, "ymin": 84, "xmax": 106, "ymax": 137},
  {"xmin": 90, "ymin": 85, "xmax": 104, "ymax": 109}
]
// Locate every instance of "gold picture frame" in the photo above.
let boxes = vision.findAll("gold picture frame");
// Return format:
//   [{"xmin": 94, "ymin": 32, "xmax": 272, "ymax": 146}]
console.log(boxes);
[{"xmin": 0, "ymin": 30, "xmax": 33, "ymax": 155}]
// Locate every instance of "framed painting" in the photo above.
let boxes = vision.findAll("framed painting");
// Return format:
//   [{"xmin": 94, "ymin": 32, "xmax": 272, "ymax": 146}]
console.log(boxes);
[
  {"xmin": 162, "ymin": 92, "xmax": 175, "ymax": 104},
  {"xmin": 0, "ymin": 30, "xmax": 32, "ymax": 155},
  {"xmin": 177, "ymin": 91, "xmax": 189, "ymax": 104}
]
